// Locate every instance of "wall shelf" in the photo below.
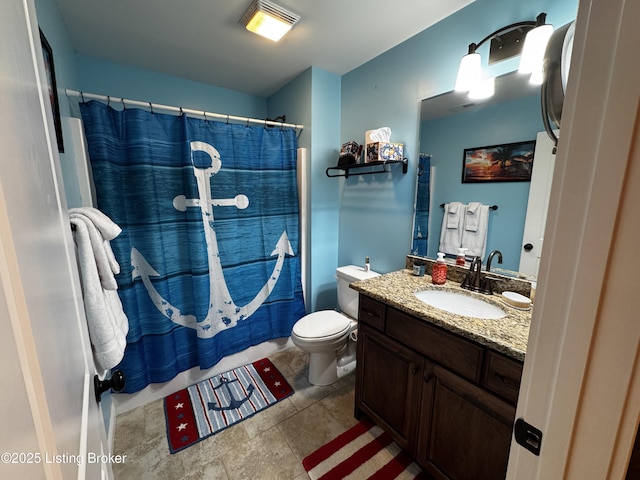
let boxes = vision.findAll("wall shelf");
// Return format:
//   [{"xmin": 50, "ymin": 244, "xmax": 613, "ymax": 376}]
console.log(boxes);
[{"xmin": 325, "ymin": 158, "xmax": 408, "ymax": 178}]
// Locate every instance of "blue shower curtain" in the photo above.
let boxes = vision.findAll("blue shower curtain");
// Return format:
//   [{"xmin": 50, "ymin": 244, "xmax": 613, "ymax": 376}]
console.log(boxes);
[
  {"xmin": 412, "ymin": 155, "xmax": 431, "ymax": 256},
  {"xmin": 80, "ymin": 101, "xmax": 306, "ymax": 393}
]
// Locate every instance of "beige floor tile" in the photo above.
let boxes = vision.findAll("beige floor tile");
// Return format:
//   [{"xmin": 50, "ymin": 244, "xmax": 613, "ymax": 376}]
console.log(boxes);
[
  {"xmin": 277, "ymin": 401, "xmax": 348, "ymax": 462},
  {"xmin": 113, "ymin": 434, "xmax": 184, "ymax": 480},
  {"xmin": 242, "ymin": 396, "xmax": 299, "ymax": 439},
  {"xmin": 113, "ymin": 405, "xmax": 148, "ymax": 455},
  {"xmin": 320, "ymin": 376, "xmax": 359, "ymax": 430},
  {"xmin": 221, "ymin": 426, "xmax": 305, "ymax": 480}
]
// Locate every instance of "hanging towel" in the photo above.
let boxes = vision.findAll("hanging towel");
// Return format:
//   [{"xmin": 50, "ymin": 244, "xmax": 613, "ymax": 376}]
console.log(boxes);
[
  {"xmin": 461, "ymin": 203, "xmax": 490, "ymax": 258},
  {"xmin": 446, "ymin": 201, "xmax": 463, "ymax": 228},
  {"xmin": 439, "ymin": 202, "xmax": 465, "ymax": 255},
  {"xmin": 69, "ymin": 207, "xmax": 129, "ymax": 372}
]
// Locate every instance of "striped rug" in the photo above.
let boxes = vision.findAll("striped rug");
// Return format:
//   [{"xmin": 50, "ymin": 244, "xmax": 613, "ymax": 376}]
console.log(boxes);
[
  {"xmin": 164, "ymin": 358, "xmax": 293, "ymax": 453},
  {"xmin": 303, "ymin": 420, "xmax": 429, "ymax": 479}
]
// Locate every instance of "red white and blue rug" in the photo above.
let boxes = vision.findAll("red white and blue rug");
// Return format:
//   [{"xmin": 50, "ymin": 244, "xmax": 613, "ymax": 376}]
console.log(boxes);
[
  {"xmin": 303, "ymin": 420, "xmax": 428, "ymax": 479},
  {"xmin": 164, "ymin": 357, "xmax": 293, "ymax": 453}
]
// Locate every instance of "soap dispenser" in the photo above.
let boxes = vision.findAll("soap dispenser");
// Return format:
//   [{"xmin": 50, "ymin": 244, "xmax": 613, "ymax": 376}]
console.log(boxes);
[
  {"xmin": 432, "ymin": 252, "xmax": 448, "ymax": 285},
  {"xmin": 456, "ymin": 248, "xmax": 467, "ymax": 266}
]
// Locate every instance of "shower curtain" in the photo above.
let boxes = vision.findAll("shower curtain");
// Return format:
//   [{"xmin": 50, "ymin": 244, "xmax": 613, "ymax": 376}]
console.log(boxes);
[
  {"xmin": 412, "ymin": 155, "xmax": 431, "ymax": 256},
  {"xmin": 80, "ymin": 101, "xmax": 306, "ymax": 393}
]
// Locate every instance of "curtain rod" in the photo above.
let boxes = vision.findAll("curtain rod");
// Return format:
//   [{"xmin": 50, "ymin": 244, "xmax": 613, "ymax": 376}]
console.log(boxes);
[{"xmin": 65, "ymin": 89, "xmax": 305, "ymax": 130}]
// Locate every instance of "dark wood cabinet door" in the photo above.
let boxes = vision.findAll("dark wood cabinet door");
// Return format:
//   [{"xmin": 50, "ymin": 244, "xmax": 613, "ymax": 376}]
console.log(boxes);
[
  {"xmin": 355, "ymin": 323, "xmax": 423, "ymax": 453},
  {"xmin": 418, "ymin": 365, "xmax": 516, "ymax": 480}
]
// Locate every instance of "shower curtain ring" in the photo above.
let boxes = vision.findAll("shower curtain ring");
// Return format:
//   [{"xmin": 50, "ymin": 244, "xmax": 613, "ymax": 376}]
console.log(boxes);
[
  {"xmin": 204, "ymin": 111, "xmax": 208, "ymax": 122},
  {"xmin": 107, "ymin": 95, "xmax": 111, "ymax": 107},
  {"xmin": 246, "ymin": 117, "xmax": 250, "ymax": 127},
  {"xmin": 149, "ymin": 102, "xmax": 154, "ymax": 114},
  {"xmin": 226, "ymin": 114, "xmax": 229, "ymax": 124},
  {"xmin": 121, "ymin": 98, "xmax": 126, "ymax": 110},
  {"xmin": 80, "ymin": 92, "xmax": 85, "ymax": 103},
  {"xmin": 180, "ymin": 107, "xmax": 184, "ymax": 117}
]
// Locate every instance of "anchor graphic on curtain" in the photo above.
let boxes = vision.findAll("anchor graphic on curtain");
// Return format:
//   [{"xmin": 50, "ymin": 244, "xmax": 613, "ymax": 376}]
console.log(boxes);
[{"xmin": 130, "ymin": 141, "xmax": 293, "ymax": 338}]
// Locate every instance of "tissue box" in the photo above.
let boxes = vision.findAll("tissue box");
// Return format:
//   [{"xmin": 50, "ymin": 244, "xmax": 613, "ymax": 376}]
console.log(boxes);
[{"xmin": 365, "ymin": 142, "xmax": 404, "ymax": 163}]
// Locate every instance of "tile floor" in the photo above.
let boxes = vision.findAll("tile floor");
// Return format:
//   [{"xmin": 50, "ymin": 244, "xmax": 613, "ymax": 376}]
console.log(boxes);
[{"xmin": 112, "ymin": 347, "xmax": 359, "ymax": 479}]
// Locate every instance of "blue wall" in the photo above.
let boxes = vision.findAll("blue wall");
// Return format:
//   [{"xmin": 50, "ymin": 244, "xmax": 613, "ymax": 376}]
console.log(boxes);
[
  {"xmin": 422, "ymin": 94, "xmax": 543, "ymax": 270},
  {"xmin": 339, "ymin": 0, "xmax": 579, "ymax": 274},
  {"xmin": 267, "ymin": 67, "xmax": 342, "ymax": 312}
]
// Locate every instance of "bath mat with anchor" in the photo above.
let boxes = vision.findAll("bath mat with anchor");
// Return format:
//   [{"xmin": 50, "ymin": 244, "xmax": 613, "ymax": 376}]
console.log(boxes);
[{"xmin": 164, "ymin": 357, "xmax": 293, "ymax": 453}]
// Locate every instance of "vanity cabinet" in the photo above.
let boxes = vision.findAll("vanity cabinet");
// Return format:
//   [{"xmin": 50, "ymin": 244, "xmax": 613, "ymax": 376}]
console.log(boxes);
[{"xmin": 355, "ymin": 295, "xmax": 523, "ymax": 480}]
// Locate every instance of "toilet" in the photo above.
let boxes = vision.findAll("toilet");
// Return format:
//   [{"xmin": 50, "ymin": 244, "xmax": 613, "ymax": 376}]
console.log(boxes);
[{"xmin": 291, "ymin": 265, "xmax": 380, "ymax": 385}]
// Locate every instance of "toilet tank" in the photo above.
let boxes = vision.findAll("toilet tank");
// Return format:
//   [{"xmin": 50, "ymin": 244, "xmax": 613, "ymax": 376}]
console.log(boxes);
[{"xmin": 336, "ymin": 265, "xmax": 380, "ymax": 318}]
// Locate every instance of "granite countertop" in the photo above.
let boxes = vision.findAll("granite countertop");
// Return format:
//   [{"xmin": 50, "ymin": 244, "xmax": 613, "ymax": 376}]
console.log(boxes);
[{"xmin": 350, "ymin": 269, "xmax": 531, "ymax": 361}]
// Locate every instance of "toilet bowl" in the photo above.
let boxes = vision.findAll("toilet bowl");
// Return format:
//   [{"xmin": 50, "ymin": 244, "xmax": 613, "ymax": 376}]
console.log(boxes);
[{"xmin": 291, "ymin": 265, "xmax": 379, "ymax": 385}]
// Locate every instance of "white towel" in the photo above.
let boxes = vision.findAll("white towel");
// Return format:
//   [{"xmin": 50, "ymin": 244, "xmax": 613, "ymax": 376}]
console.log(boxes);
[
  {"xmin": 461, "ymin": 203, "xmax": 490, "ymax": 258},
  {"xmin": 439, "ymin": 202, "xmax": 465, "ymax": 255},
  {"xmin": 446, "ymin": 201, "xmax": 463, "ymax": 228},
  {"xmin": 70, "ymin": 208, "xmax": 129, "ymax": 372}
]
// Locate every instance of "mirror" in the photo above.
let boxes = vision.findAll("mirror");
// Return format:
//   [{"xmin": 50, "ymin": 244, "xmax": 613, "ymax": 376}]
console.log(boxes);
[{"xmin": 414, "ymin": 71, "xmax": 547, "ymax": 277}]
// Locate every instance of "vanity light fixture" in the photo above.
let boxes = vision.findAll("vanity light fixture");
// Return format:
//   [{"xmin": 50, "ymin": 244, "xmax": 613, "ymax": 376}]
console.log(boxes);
[
  {"xmin": 455, "ymin": 13, "xmax": 552, "ymax": 95},
  {"xmin": 240, "ymin": 0, "xmax": 300, "ymax": 42}
]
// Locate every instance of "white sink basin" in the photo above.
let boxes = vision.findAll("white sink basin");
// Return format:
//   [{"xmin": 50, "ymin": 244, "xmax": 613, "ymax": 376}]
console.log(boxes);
[{"xmin": 414, "ymin": 290, "xmax": 506, "ymax": 319}]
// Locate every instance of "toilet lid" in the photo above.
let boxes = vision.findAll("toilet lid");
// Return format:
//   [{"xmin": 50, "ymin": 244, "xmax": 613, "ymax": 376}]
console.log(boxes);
[{"xmin": 293, "ymin": 311, "xmax": 352, "ymax": 339}]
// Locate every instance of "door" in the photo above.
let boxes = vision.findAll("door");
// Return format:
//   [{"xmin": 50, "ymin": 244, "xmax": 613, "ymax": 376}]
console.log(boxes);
[
  {"xmin": 419, "ymin": 365, "xmax": 515, "ymax": 480},
  {"xmin": 356, "ymin": 324, "xmax": 423, "ymax": 453},
  {"xmin": 0, "ymin": 0, "xmax": 110, "ymax": 478},
  {"xmin": 518, "ymin": 131, "xmax": 556, "ymax": 278}
]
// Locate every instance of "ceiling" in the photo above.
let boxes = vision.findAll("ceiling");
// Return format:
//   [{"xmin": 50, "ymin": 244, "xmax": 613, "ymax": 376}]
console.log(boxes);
[{"xmin": 54, "ymin": 0, "xmax": 474, "ymax": 98}]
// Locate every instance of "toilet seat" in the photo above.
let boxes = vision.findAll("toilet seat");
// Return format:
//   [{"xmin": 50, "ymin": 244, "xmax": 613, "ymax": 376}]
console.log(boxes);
[{"xmin": 292, "ymin": 311, "xmax": 353, "ymax": 341}]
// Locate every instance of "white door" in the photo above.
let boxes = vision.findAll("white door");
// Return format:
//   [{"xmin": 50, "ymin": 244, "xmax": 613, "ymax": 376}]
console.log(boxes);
[
  {"xmin": 518, "ymin": 131, "xmax": 556, "ymax": 278},
  {"xmin": 507, "ymin": 0, "xmax": 640, "ymax": 477},
  {"xmin": 0, "ymin": 0, "xmax": 111, "ymax": 478}
]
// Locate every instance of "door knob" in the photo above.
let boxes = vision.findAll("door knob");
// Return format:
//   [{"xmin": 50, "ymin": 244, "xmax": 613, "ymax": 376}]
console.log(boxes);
[
  {"xmin": 94, "ymin": 370, "xmax": 125, "ymax": 403},
  {"xmin": 523, "ymin": 243, "xmax": 534, "ymax": 252}
]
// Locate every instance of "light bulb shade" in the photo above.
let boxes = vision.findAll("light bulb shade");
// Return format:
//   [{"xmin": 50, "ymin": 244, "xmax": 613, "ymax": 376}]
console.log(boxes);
[
  {"xmin": 468, "ymin": 77, "xmax": 495, "ymax": 99},
  {"xmin": 519, "ymin": 24, "xmax": 553, "ymax": 74},
  {"xmin": 240, "ymin": 0, "xmax": 300, "ymax": 42},
  {"xmin": 245, "ymin": 11, "xmax": 292, "ymax": 41},
  {"xmin": 455, "ymin": 52, "xmax": 482, "ymax": 92}
]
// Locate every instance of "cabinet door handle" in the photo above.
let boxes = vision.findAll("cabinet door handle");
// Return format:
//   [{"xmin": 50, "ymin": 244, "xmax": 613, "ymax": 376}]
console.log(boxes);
[
  {"xmin": 363, "ymin": 309, "xmax": 377, "ymax": 318},
  {"xmin": 423, "ymin": 373, "xmax": 433, "ymax": 383},
  {"xmin": 411, "ymin": 364, "xmax": 419, "ymax": 375},
  {"xmin": 494, "ymin": 372, "xmax": 520, "ymax": 389}
]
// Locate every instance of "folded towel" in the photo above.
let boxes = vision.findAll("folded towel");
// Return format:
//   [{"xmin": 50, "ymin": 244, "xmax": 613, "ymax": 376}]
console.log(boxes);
[
  {"xmin": 461, "ymin": 204, "xmax": 490, "ymax": 258},
  {"xmin": 439, "ymin": 203, "xmax": 465, "ymax": 255},
  {"xmin": 446, "ymin": 201, "xmax": 463, "ymax": 228},
  {"xmin": 70, "ymin": 209, "xmax": 129, "ymax": 371},
  {"xmin": 465, "ymin": 202, "xmax": 483, "ymax": 232}
]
